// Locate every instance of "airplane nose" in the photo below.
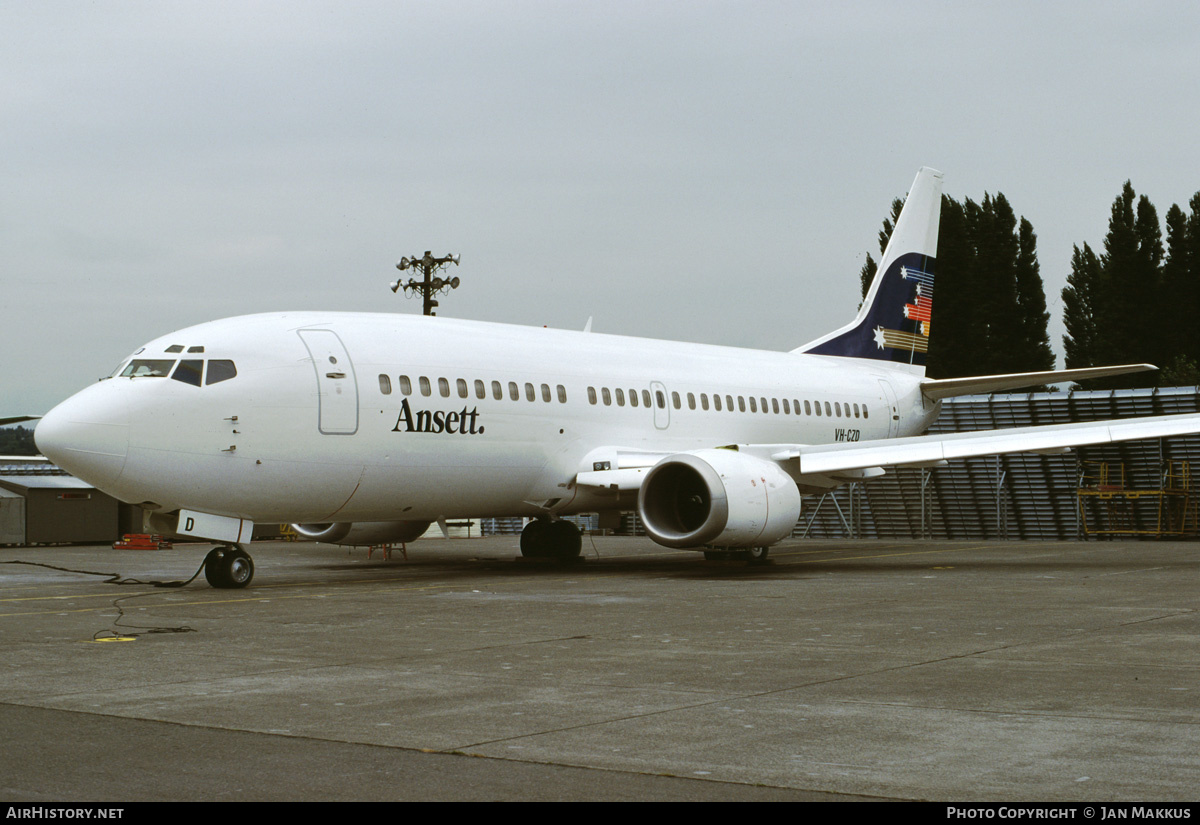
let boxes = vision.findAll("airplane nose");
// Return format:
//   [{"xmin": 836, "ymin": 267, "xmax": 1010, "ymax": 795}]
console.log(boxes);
[{"xmin": 35, "ymin": 386, "xmax": 130, "ymax": 489}]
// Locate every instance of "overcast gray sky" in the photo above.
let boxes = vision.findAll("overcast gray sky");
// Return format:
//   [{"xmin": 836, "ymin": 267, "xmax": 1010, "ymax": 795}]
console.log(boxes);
[{"xmin": 4, "ymin": 1, "xmax": 1199, "ymax": 415}]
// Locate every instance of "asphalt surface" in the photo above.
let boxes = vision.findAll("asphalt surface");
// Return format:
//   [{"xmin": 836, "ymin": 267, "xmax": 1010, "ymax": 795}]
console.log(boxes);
[{"xmin": 1, "ymin": 535, "xmax": 1196, "ymax": 802}]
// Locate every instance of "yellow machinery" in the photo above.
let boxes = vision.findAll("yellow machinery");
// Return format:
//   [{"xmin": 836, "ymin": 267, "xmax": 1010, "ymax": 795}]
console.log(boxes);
[{"xmin": 1077, "ymin": 461, "xmax": 1198, "ymax": 537}]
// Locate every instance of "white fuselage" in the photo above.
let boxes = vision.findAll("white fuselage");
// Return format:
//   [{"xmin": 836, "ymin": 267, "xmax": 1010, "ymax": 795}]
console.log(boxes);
[{"xmin": 37, "ymin": 311, "xmax": 937, "ymax": 523}]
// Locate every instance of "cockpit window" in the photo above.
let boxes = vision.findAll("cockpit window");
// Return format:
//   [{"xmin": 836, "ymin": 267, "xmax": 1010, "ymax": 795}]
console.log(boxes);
[
  {"xmin": 121, "ymin": 359, "xmax": 176, "ymax": 378},
  {"xmin": 206, "ymin": 360, "xmax": 237, "ymax": 385},
  {"xmin": 171, "ymin": 360, "xmax": 204, "ymax": 387},
  {"xmin": 165, "ymin": 345, "xmax": 185, "ymax": 353}
]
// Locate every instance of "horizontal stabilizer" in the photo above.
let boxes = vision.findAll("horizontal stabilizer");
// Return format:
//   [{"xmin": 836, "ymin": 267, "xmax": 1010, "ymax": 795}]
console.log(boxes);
[
  {"xmin": 0, "ymin": 415, "xmax": 40, "ymax": 426},
  {"xmin": 920, "ymin": 364, "xmax": 1157, "ymax": 401}
]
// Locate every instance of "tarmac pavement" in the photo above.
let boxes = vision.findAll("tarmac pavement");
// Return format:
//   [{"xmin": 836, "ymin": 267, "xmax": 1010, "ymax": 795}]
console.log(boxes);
[{"xmin": 1, "ymin": 535, "xmax": 1196, "ymax": 802}]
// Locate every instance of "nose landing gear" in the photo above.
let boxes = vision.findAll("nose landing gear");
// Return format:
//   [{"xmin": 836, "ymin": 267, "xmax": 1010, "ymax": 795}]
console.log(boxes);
[{"xmin": 203, "ymin": 545, "xmax": 255, "ymax": 588}]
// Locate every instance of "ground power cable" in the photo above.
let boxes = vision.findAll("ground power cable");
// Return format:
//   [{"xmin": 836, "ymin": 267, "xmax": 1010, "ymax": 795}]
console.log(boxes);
[{"xmin": 2, "ymin": 558, "xmax": 208, "ymax": 639}]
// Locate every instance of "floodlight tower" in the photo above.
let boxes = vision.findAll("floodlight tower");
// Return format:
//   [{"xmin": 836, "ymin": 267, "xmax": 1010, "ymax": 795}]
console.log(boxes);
[{"xmin": 390, "ymin": 251, "xmax": 461, "ymax": 316}]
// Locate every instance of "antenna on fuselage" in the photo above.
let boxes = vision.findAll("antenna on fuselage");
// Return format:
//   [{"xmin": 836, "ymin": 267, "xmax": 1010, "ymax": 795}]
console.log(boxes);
[{"xmin": 390, "ymin": 251, "xmax": 461, "ymax": 316}]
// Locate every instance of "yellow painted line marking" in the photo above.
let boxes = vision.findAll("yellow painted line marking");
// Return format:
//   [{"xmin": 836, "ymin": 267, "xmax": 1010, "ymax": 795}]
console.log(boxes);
[
  {"xmin": 0, "ymin": 579, "xmax": 519, "ymax": 619},
  {"xmin": 773, "ymin": 544, "xmax": 993, "ymax": 565},
  {"xmin": 0, "ymin": 591, "xmax": 139, "ymax": 604}
]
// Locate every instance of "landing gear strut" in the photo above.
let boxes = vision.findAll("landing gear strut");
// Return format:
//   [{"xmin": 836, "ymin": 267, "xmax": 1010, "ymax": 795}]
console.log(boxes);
[
  {"xmin": 203, "ymin": 545, "xmax": 255, "ymax": 588},
  {"xmin": 520, "ymin": 518, "xmax": 582, "ymax": 561},
  {"xmin": 744, "ymin": 546, "xmax": 770, "ymax": 565},
  {"xmin": 704, "ymin": 547, "xmax": 770, "ymax": 565}
]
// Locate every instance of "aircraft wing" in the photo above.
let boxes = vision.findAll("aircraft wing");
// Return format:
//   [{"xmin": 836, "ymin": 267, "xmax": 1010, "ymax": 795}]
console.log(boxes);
[
  {"xmin": 0, "ymin": 416, "xmax": 40, "ymax": 426},
  {"xmin": 768, "ymin": 413, "xmax": 1200, "ymax": 476},
  {"xmin": 573, "ymin": 412, "xmax": 1200, "ymax": 494}
]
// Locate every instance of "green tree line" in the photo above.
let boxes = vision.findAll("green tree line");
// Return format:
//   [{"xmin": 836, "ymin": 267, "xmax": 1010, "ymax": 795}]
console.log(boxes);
[
  {"xmin": 0, "ymin": 426, "xmax": 37, "ymax": 456},
  {"xmin": 862, "ymin": 183, "xmax": 1200, "ymax": 386},
  {"xmin": 1062, "ymin": 182, "xmax": 1200, "ymax": 387}
]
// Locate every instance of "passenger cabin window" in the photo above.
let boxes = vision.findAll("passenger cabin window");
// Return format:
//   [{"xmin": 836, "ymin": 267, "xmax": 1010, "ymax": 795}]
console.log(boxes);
[
  {"xmin": 616, "ymin": 388, "xmax": 625, "ymax": 407},
  {"xmin": 525, "ymin": 382, "xmax": 536, "ymax": 402},
  {"xmin": 475, "ymin": 379, "xmax": 485, "ymax": 399},
  {"xmin": 121, "ymin": 359, "xmax": 175, "ymax": 378},
  {"xmin": 419, "ymin": 377, "xmax": 431, "ymax": 396},
  {"xmin": 672, "ymin": 391, "xmax": 680, "ymax": 410},
  {"xmin": 509, "ymin": 381, "xmax": 519, "ymax": 401},
  {"xmin": 171, "ymin": 360, "xmax": 203, "ymax": 387},
  {"xmin": 602, "ymin": 387, "xmax": 612, "ymax": 406},
  {"xmin": 588, "ymin": 386, "xmax": 597, "ymax": 405},
  {"xmin": 457, "ymin": 378, "xmax": 468, "ymax": 398},
  {"xmin": 541, "ymin": 383, "xmax": 551, "ymax": 402},
  {"xmin": 628, "ymin": 389, "xmax": 637, "ymax": 407},
  {"xmin": 438, "ymin": 377, "xmax": 450, "ymax": 398},
  {"xmin": 206, "ymin": 360, "xmax": 237, "ymax": 385},
  {"xmin": 557, "ymin": 384, "xmax": 567, "ymax": 403},
  {"xmin": 399, "ymin": 375, "xmax": 412, "ymax": 395},
  {"xmin": 379, "ymin": 374, "xmax": 392, "ymax": 395},
  {"xmin": 492, "ymin": 380, "xmax": 503, "ymax": 400}
]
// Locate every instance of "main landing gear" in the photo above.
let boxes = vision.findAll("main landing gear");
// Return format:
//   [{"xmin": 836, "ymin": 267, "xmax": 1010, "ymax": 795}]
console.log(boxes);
[
  {"xmin": 203, "ymin": 545, "xmax": 255, "ymax": 588},
  {"xmin": 704, "ymin": 546, "xmax": 770, "ymax": 565},
  {"xmin": 520, "ymin": 518, "xmax": 582, "ymax": 562}
]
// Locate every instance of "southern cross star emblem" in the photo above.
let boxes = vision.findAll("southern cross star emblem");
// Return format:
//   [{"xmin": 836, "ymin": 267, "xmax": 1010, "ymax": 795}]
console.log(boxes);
[{"xmin": 873, "ymin": 325, "xmax": 887, "ymax": 349}]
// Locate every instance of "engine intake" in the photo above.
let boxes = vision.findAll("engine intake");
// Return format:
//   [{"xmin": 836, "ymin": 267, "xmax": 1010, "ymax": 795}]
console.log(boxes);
[{"xmin": 638, "ymin": 450, "xmax": 801, "ymax": 549}]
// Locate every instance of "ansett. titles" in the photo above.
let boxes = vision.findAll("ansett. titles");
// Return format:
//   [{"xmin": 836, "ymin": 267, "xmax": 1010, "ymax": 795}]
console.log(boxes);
[{"xmin": 391, "ymin": 398, "xmax": 484, "ymax": 435}]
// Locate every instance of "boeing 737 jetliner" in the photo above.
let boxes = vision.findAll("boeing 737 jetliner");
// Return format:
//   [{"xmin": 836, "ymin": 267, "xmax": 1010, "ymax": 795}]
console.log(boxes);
[{"xmin": 35, "ymin": 168, "xmax": 1200, "ymax": 587}]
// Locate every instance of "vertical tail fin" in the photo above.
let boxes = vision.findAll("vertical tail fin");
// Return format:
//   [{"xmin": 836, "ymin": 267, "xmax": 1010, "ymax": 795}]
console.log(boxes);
[{"xmin": 797, "ymin": 167, "xmax": 943, "ymax": 373}]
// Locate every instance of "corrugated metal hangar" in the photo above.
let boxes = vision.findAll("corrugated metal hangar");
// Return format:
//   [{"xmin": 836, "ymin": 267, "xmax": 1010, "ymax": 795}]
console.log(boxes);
[
  {"xmin": 0, "ymin": 471, "xmax": 122, "ymax": 545},
  {"xmin": 799, "ymin": 386, "xmax": 1200, "ymax": 540}
]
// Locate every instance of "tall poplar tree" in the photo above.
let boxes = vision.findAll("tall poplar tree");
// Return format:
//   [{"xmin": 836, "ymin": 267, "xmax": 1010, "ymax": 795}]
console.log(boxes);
[
  {"xmin": 1062, "ymin": 181, "xmax": 1199, "ymax": 388},
  {"xmin": 1062, "ymin": 243, "xmax": 1102, "ymax": 370}
]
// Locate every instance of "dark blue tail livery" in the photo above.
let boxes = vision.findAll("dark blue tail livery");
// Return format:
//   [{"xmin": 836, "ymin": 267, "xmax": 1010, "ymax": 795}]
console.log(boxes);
[{"xmin": 797, "ymin": 167, "xmax": 942, "ymax": 373}]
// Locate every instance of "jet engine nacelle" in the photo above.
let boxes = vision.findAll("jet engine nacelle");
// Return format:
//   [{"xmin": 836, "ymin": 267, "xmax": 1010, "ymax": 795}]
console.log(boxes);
[
  {"xmin": 290, "ymin": 520, "xmax": 432, "ymax": 546},
  {"xmin": 638, "ymin": 449, "xmax": 802, "ymax": 549}
]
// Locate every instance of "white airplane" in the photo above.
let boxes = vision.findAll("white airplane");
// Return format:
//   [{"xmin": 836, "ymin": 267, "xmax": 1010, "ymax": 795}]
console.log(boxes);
[{"xmin": 34, "ymin": 168, "xmax": 1199, "ymax": 588}]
